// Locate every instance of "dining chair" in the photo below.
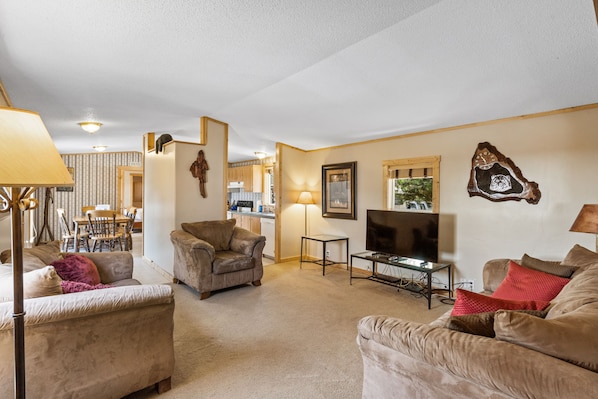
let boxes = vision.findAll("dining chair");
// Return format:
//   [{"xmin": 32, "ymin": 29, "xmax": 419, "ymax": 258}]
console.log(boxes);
[
  {"xmin": 86, "ymin": 210, "xmax": 124, "ymax": 252},
  {"xmin": 57, "ymin": 208, "xmax": 90, "ymax": 252},
  {"xmin": 122, "ymin": 207, "xmax": 137, "ymax": 250}
]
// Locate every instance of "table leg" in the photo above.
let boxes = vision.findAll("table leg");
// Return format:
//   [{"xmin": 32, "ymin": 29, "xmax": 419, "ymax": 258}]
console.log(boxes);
[
  {"xmin": 427, "ymin": 272, "xmax": 432, "ymax": 309},
  {"xmin": 345, "ymin": 238, "xmax": 349, "ymax": 270},
  {"xmin": 322, "ymin": 242, "xmax": 327, "ymax": 276},
  {"xmin": 74, "ymin": 221, "xmax": 80, "ymax": 252}
]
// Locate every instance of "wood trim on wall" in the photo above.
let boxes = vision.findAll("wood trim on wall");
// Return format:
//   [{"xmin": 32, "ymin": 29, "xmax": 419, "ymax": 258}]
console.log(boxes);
[
  {"xmin": 0, "ymin": 80, "xmax": 13, "ymax": 107},
  {"xmin": 304, "ymin": 103, "xmax": 598, "ymax": 156}
]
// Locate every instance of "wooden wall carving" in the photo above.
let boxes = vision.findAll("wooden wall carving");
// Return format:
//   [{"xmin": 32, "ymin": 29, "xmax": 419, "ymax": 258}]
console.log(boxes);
[{"xmin": 467, "ymin": 142, "xmax": 541, "ymax": 204}]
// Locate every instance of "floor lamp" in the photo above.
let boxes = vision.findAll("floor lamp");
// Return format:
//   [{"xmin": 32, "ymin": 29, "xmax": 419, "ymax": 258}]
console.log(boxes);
[
  {"xmin": 570, "ymin": 204, "xmax": 598, "ymax": 252},
  {"xmin": 297, "ymin": 191, "xmax": 314, "ymax": 236},
  {"xmin": 0, "ymin": 107, "xmax": 74, "ymax": 399}
]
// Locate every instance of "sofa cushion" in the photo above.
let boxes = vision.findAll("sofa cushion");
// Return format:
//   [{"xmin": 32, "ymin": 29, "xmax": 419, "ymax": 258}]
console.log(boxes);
[
  {"xmin": 492, "ymin": 261, "xmax": 570, "ymax": 302},
  {"xmin": 546, "ymin": 263, "xmax": 598, "ymax": 318},
  {"xmin": 444, "ymin": 309, "xmax": 547, "ymax": 338},
  {"xmin": 521, "ymin": 253, "xmax": 577, "ymax": 277},
  {"xmin": 182, "ymin": 219, "xmax": 236, "ymax": 251},
  {"xmin": 495, "ymin": 302, "xmax": 598, "ymax": 372},
  {"xmin": 51, "ymin": 254, "xmax": 101, "ymax": 286},
  {"xmin": 212, "ymin": 251, "xmax": 254, "ymax": 274},
  {"xmin": 562, "ymin": 244, "xmax": 598, "ymax": 278},
  {"xmin": 0, "ymin": 265, "xmax": 63, "ymax": 301},
  {"xmin": 451, "ymin": 288, "xmax": 550, "ymax": 316},
  {"xmin": 1, "ymin": 241, "xmax": 61, "ymax": 270},
  {"xmin": 61, "ymin": 280, "xmax": 113, "ymax": 293}
]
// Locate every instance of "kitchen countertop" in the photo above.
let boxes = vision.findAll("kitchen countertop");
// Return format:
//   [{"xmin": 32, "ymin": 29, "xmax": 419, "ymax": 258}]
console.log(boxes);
[{"xmin": 228, "ymin": 210, "xmax": 275, "ymax": 219}]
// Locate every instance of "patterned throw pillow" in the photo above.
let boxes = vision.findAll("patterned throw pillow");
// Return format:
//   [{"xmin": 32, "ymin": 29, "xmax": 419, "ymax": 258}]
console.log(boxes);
[
  {"xmin": 61, "ymin": 280, "xmax": 113, "ymax": 293},
  {"xmin": 492, "ymin": 261, "xmax": 569, "ymax": 302},
  {"xmin": 51, "ymin": 254, "xmax": 101, "ymax": 286},
  {"xmin": 451, "ymin": 288, "xmax": 550, "ymax": 316}
]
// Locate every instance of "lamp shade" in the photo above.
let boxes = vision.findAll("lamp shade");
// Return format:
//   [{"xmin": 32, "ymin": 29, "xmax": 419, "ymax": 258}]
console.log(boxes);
[
  {"xmin": 570, "ymin": 204, "xmax": 598, "ymax": 234},
  {"xmin": 0, "ymin": 107, "xmax": 74, "ymax": 187},
  {"xmin": 297, "ymin": 191, "xmax": 314, "ymax": 204}
]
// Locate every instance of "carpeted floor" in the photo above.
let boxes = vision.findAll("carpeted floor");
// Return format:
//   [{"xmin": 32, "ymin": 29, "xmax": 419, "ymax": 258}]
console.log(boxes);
[{"xmin": 124, "ymin": 235, "xmax": 452, "ymax": 399}]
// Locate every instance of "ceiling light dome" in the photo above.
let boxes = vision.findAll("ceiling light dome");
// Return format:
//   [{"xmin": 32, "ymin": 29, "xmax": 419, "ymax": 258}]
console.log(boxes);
[{"xmin": 78, "ymin": 121, "xmax": 102, "ymax": 134}]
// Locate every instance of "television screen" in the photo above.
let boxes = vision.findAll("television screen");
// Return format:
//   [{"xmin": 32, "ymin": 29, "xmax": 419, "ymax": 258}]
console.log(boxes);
[{"xmin": 366, "ymin": 210, "xmax": 439, "ymax": 263}]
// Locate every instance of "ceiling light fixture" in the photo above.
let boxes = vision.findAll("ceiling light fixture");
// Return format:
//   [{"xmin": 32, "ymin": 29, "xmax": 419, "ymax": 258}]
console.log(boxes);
[
  {"xmin": 254, "ymin": 151, "xmax": 267, "ymax": 159},
  {"xmin": 93, "ymin": 145, "xmax": 107, "ymax": 152},
  {"xmin": 78, "ymin": 121, "xmax": 102, "ymax": 134}
]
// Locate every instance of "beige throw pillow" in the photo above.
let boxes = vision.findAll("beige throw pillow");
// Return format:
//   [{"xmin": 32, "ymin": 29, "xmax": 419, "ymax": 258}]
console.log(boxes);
[
  {"xmin": 494, "ymin": 303, "xmax": 598, "ymax": 372},
  {"xmin": 561, "ymin": 244, "xmax": 598, "ymax": 278},
  {"xmin": 0, "ymin": 265, "xmax": 63, "ymax": 302},
  {"xmin": 521, "ymin": 253, "xmax": 577, "ymax": 278}
]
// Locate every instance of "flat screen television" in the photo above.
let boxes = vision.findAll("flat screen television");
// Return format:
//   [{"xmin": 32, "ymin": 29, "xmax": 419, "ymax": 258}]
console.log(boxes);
[{"xmin": 366, "ymin": 209, "xmax": 439, "ymax": 263}]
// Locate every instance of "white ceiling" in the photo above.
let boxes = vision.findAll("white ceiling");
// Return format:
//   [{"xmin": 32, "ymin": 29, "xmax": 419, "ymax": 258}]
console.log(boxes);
[{"xmin": 1, "ymin": 0, "xmax": 597, "ymax": 162}]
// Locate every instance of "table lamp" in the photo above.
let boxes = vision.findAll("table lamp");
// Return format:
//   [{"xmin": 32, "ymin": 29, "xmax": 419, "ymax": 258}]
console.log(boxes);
[
  {"xmin": 297, "ymin": 191, "xmax": 314, "ymax": 236},
  {"xmin": 0, "ymin": 107, "xmax": 74, "ymax": 399},
  {"xmin": 569, "ymin": 204, "xmax": 598, "ymax": 252}
]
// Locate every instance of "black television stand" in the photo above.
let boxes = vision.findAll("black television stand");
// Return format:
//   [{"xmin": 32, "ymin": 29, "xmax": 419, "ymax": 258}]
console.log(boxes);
[{"xmin": 350, "ymin": 251, "xmax": 452, "ymax": 309}]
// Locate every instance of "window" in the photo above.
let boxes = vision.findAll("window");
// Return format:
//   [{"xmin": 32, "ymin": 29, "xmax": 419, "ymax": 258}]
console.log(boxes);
[{"xmin": 383, "ymin": 156, "xmax": 440, "ymax": 213}]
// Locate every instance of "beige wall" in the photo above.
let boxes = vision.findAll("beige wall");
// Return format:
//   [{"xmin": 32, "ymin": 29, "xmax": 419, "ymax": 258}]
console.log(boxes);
[
  {"xmin": 278, "ymin": 106, "xmax": 598, "ymax": 288},
  {"xmin": 144, "ymin": 119, "xmax": 228, "ymax": 275}
]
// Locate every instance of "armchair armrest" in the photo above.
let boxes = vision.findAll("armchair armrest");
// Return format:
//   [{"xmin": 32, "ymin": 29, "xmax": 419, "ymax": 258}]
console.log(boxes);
[
  {"xmin": 230, "ymin": 227, "xmax": 266, "ymax": 257},
  {"xmin": 170, "ymin": 230, "xmax": 216, "ymax": 260}
]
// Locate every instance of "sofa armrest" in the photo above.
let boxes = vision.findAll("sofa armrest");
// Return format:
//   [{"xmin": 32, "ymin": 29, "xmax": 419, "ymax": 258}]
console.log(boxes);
[
  {"xmin": 482, "ymin": 258, "xmax": 511, "ymax": 293},
  {"xmin": 74, "ymin": 251, "xmax": 134, "ymax": 284},
  {"xmin": 230, "ymin": 227, "xmax": 266, "ymax": 257},
  {"xmin": 357, "ymin": 315, "xmax": 598, "ymax": 399},
  {"xmin": 170, "ymin": 230, "xmax": 215, "ymax": 260}
]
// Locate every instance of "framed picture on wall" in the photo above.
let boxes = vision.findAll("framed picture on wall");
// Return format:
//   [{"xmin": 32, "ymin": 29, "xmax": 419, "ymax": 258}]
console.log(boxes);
[
  {"xmin": 56, "ymin": 167, "xmax": 75, "ymax": 192},
  {"xmin": 322, "ymin": 161, "xmax": 356, "ymax": 219}
]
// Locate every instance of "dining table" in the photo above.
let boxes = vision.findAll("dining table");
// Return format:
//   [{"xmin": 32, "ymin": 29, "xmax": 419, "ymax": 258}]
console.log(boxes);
[{"xmin": 72, "ymin": 214, "xmax": 131, "ymax": 252}]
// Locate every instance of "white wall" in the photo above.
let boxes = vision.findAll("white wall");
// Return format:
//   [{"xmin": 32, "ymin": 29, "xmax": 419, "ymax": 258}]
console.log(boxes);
[
  {"xmin": 143, "ymin": 119, "xmax": 228, "ymax": 275},
  {"xmin": 278, "ymin": 106, "xmax": 598, "ymax": 289}
]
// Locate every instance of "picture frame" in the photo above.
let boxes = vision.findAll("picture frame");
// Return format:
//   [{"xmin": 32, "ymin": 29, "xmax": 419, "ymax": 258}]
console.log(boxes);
[
  {"xmin": 56, "ymin": 167, "xmax": 75, "ymax": 192},
  {"xmin": 322, "ymin": 161, "xmax": 356, "ymax": 219}
]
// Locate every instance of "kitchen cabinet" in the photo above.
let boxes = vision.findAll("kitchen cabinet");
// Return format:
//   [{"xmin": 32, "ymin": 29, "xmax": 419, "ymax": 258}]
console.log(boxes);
[
  {"xmin": 227, "ymin": 165, "xmax": 263, "ymax": 192},
  {"xmin": 229, "ymin": 212, "xmax": 261, "ymax": 234}
]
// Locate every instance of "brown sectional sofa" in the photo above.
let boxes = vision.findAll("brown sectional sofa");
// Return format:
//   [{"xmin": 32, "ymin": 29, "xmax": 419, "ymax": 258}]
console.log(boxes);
[
  {"xmin": 357, "ymin": 244, "xmax": 598, "ymax": 399},
  {"xmin": 0, "ymin": 242, "xmax": 175, "ymax": 398}
]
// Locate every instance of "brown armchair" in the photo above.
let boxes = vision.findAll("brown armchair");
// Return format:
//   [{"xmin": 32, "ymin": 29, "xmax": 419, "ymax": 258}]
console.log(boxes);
[{"xmin": 170, "ymin": 219, "xmax": 266, "ymax": 299}]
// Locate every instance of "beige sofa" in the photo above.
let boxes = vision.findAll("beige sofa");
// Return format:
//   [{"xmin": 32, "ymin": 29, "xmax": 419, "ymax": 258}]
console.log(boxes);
[
  {"xmin": 0, "ymin": 242, "xmax": 175, "ymax": 399},
  {"xmin": 357, "ymin": 244, "xmax": 598, "ymax": 399}
]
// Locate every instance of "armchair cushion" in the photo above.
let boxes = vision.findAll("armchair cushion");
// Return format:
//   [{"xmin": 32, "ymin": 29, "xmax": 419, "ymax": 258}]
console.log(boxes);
[
  {"xmin": 213, "ymin": 251, "xmax": 254, "ymax": 274},
  {"xmin": 182, "ymin": 219, "xmax": 236, "ymax": 251}
]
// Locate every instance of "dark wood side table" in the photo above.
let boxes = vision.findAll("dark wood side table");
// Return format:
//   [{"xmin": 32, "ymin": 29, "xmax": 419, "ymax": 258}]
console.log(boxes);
[{"xmin": 300, "ymin": 234, "xmax": 349, "ymax": 276}]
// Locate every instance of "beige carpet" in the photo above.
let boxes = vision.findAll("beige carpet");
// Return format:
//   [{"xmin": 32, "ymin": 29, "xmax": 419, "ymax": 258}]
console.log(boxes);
[{"xmin": 125, "ymin": 236, "xmax": 452, "ymax": 399}]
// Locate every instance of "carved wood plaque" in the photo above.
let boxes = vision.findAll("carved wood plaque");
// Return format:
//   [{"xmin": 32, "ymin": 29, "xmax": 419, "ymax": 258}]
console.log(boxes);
[{"xmin": 467, "ymin": 142, "xmax": 541, "ymax": 204}]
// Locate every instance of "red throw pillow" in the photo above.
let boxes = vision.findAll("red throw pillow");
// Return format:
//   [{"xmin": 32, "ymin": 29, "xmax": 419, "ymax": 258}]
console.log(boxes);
[
  {"xmin": 492, "ymin": 261, "xmax": 570, "ymax": 302},
  {"xmin": 451, "ymin": 289, "xmax": 550, "ymax": 316},
  {"xmin": 61, "ymin": 280, "xmax": 113, "ymax": 294},
  {"xmin": 51, "ymin": 255, "xmax": 101, "ymax": 286}
]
